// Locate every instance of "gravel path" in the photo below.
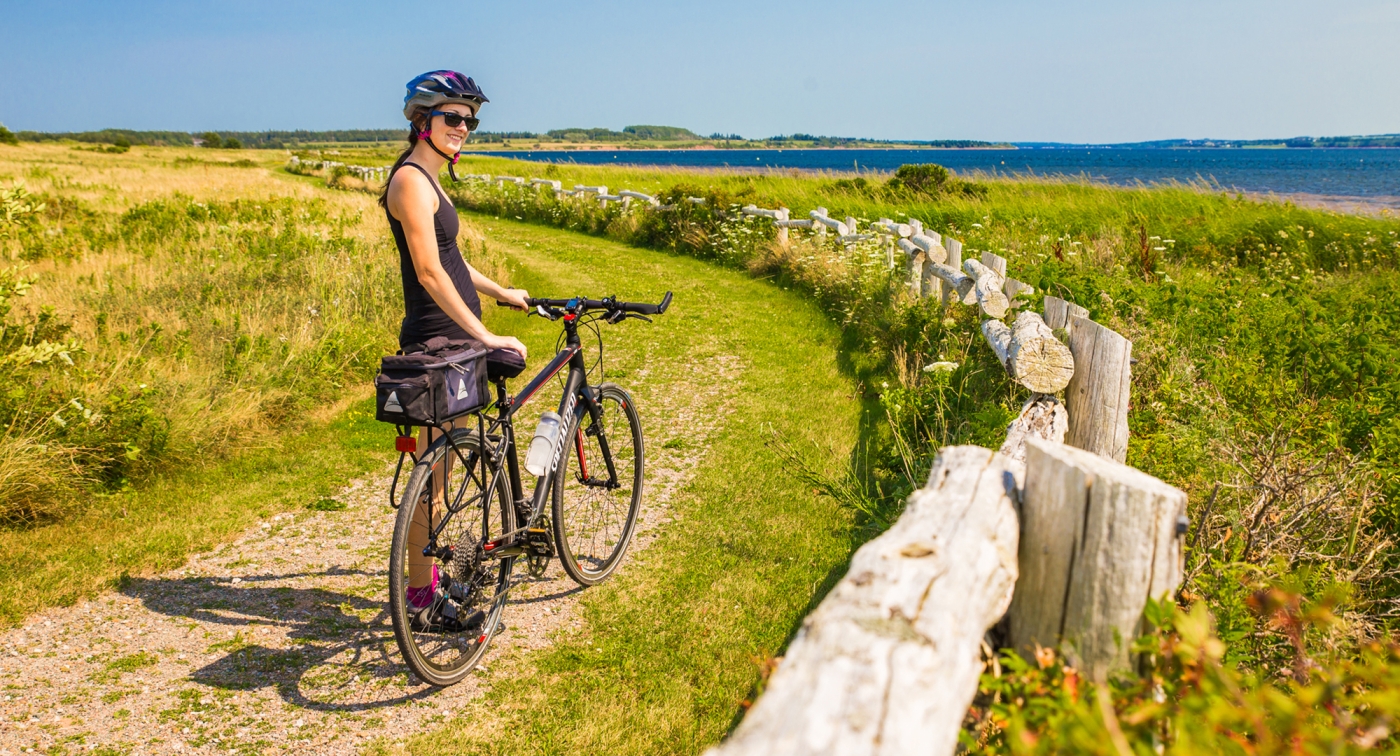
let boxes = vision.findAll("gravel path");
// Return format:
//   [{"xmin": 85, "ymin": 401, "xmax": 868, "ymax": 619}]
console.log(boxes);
[{"xmin": 1, "ymin": 354, "xmax": 742, "ymax": 756}]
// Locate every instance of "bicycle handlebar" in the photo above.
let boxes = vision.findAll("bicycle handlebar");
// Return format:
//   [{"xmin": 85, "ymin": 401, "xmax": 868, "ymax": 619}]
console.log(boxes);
[{"xmin": 496, "ymin": 291, "xmax": 673, "ymax": 316}]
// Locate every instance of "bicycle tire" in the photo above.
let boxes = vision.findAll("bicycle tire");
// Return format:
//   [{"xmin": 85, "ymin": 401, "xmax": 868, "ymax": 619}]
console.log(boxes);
[
  {"xmin": 389, "ymin": 428, "xmax": 515, "ymax": 686},
  {"xmin": 552, "ymin": 383, "xmax": 644, "ymax": 587}
]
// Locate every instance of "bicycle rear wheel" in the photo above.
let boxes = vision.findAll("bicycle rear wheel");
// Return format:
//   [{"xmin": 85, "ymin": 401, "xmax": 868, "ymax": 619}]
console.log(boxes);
[
  {"xmin": 552, "ymin": 383, "xmax": 643, "ymax": 586},
  {"xmin": 389, "ymin": 428, "xmax": 515, "ymax": 686}
]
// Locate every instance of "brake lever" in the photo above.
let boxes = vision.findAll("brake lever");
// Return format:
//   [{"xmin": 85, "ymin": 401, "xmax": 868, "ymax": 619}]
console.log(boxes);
[
  {"xmin": 627, "ymin": 313, "xmax": 653, "ymax": 323},
  {"xmin": 530, "ymin": 305, "xmax": 563, "ymax": 321}
]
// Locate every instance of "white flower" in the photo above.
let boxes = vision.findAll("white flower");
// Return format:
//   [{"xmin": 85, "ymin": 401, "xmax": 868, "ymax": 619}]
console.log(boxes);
[
  {"xmin": 972, "ymin": 223, "xmax": 983, "ymax": 228},
  {"xmin": 923, "ymin": 361, "xmax": 959, "ymax": 373}
]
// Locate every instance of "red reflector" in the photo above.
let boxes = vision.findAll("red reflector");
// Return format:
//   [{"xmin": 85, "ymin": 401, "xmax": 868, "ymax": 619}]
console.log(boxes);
[
  {"xmin": 484, "ymin": 541, "xmax": 496, "ymax": 551},
  {"xmin": 563, "ymin": 313, "xmax": 577, "ymax": 322},
  {"xmin": 395, "ymin": 436, "xmax": 416, "ymax": 453},
  {"xmin": 478, "ymin": 634, "xmax": 487, "ymax": 644}
]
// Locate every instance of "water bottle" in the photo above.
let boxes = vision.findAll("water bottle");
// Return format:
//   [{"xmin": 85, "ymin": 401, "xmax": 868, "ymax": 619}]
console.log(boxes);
[{"xmin": 524, "ymin": 411, "xmax": 563, "ymax": 477}]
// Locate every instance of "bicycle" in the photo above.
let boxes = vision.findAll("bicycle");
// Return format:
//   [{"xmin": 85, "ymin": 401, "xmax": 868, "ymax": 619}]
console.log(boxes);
[{"xmin": 385, "ymin": 292, "xmax": 672, "ymax": 686}]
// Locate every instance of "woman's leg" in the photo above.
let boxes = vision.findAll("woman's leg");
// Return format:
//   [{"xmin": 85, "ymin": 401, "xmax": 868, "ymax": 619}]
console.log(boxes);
[{"xmin": 407, "ymin": 423, "xmax": 452, "ymax": 595}]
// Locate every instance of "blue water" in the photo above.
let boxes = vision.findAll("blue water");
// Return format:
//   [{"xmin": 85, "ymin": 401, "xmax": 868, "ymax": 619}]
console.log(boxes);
[{"xmin": 464, "ymin": 148, "xmax": 1400, "ymax": 199}]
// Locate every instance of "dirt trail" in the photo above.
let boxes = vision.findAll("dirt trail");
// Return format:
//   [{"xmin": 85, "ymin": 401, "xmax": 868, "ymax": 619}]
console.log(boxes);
[{"xmin": 0, "ymin": 354, "xmax": 741, "ymax": 756}]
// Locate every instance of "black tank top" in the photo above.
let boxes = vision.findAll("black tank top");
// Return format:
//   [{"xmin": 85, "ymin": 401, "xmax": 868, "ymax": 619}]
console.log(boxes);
[{"xmin": 387, "ymin": 162, "xmax": 482, "ymax": 348}]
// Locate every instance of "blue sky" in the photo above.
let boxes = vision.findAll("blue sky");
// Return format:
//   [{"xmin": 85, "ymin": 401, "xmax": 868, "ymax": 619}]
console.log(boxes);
[{"xmin": 2, "ymin": 0, "xmax": 1397, "ymax": 142}]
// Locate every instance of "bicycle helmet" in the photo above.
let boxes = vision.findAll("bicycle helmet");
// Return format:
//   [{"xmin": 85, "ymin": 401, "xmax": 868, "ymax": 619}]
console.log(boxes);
[{"xmin": 403, "ymin": 71, "xmax": 488, "ymax": 120}]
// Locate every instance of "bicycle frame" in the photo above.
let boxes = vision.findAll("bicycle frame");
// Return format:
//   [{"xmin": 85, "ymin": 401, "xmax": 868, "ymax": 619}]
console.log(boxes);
[{"xmin": 396, "ymin": 312, "xmax": 621, "ymax": 565}]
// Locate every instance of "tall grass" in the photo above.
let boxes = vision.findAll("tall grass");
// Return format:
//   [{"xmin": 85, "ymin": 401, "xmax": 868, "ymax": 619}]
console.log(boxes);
[{"xmin": 0, "ymin": 144, "xmax": 407, "ymax": 522}]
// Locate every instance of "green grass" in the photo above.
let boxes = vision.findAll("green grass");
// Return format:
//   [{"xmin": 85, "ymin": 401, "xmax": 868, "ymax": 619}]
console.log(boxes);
[{"xmin": 395, "ymin": 214, "xmax": 861, "ymax": 755}]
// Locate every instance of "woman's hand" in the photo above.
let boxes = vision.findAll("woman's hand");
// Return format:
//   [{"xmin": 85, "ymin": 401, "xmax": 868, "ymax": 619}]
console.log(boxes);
[
  {"xmin": 482, "ymin": 333, "xmax": 528, "ymax": 361},
  {"xmin": 497, "ymin": 288, "xmax": 530, "ymax": 311}
]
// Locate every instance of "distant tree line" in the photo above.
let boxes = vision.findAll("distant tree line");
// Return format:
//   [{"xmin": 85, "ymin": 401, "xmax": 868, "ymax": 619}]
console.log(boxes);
[
  {"xmin": 15, "ymin": 129, "xmax": 195, "ymax": 146},
  {"xmin": 16, "ymin": 127, "xmax": 1393, "ymax": 150}
]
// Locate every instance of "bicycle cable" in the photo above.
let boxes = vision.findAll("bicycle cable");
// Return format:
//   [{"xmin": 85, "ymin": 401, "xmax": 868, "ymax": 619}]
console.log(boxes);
[{"xmin": 551, "ymin": 312, "xmax": 606, "ymax": 392}]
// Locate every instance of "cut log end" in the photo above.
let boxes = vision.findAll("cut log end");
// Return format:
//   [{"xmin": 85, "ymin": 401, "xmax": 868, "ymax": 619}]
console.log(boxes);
[{"xmin": 1008, "ymin": 311, "xmax": 1075, "ymax": 394}]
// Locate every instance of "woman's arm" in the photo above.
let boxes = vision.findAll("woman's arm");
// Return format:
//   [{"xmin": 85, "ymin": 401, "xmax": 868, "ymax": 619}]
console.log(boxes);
[
  {"xmin": 467, "ymin": 263, "xmax": 529, "ymax": 311},
  {"xmin": 388, "ymin": 170, "xmax": 527, "ymax": 358}
]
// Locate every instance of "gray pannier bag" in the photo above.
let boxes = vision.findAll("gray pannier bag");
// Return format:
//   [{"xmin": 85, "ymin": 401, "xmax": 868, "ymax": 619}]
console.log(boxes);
[{"xmin": 374, "ymin": 337, "xmax": 489, "ymax": 426}]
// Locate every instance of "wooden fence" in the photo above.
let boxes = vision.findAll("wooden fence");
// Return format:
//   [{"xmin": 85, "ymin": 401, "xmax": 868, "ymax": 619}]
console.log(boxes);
[
  {"xmin": 297, "ymin": 162, "xmax": 1190, "ymax": 753},
  {"xmin": 287, "ymin": 155, "xmax": 390, "ymax": 182}
]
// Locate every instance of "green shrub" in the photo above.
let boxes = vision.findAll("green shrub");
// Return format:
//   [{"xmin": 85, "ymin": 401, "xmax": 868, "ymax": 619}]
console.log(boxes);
[
  {"xmin": 198, "ymin": 132, "xmax": 222, "ymax": 149},
  {"xmin": 0, "ymin": 125, "xmax": 17, "ymax": 147},
  {"xmin": 887, "ymin": 163, "xmax": 950, "ymax": 195},
  {"xmin": 966, "ymin": 595, "xmax": 1400, "ymax": 754}
]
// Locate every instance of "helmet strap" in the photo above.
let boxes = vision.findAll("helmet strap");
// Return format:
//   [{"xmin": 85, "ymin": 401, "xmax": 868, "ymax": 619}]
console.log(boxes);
[{"xmin": 422, "ymin": 130, "xmax": 463, "ymax": 182}]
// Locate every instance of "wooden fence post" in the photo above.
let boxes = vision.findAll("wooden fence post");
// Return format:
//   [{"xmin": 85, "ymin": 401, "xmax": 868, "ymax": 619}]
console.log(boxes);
[
  {"xmin": 707, "ymin": 446, "xmax": 1019, "ymax": 756},
  {"xmin": 1043, "ymin": 296, "xmax": 1090, "ymax": 335},
  {"xmin": 1064, "ymin": 317, "xmax": 1132, "ymax": 463},
  {"xmin": 777, "ymin": 208, "xmax": 790, "ymax": 245},
  {"xmin": 981, "ymin": 251, "xmax": 1007, "ymax": 277},
  {"xmin": 1008, "ymin": 439, "xmax": 1186, "ymax": 680}
]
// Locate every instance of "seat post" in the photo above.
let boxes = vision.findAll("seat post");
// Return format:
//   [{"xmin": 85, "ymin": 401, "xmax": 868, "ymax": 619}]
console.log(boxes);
[{"xmin": 494, "ymin": 378, "xmax": 508, "ymax": 411}]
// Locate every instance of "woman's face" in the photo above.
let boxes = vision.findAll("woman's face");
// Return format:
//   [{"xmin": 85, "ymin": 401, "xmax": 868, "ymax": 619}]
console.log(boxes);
[{"xmin": 431, "ymin": 103, "xmax": 475, "ymax": 152}]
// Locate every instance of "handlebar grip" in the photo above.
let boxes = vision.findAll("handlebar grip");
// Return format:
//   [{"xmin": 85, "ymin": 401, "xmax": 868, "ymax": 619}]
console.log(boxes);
[{"xmin": 621, "ymin": 291, "xmax": 673, "ymax": 315}]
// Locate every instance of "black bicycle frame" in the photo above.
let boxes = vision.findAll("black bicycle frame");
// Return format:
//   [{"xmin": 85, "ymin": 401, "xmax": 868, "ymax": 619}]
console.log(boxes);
[{"xmin": 411, "ymin": 313, "xmax": 622, "ymax": 559}]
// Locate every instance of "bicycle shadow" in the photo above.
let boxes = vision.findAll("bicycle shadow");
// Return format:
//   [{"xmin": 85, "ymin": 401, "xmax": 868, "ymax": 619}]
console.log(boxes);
[{"xmin": 122, "ymin": 570, "xmax": 443, "ymax": 712}]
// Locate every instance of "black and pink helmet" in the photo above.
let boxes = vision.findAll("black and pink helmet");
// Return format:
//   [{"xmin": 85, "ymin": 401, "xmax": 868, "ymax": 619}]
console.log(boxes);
[{"xmin": 402, "ymin": 71, "xmax": 488, "ymax": 120}]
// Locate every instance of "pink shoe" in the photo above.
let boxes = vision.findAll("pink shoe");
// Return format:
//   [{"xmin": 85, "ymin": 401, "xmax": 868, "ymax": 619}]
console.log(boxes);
[{"xmin": 406, "ymin": 564, "xmax": 440, "ymax": 609}]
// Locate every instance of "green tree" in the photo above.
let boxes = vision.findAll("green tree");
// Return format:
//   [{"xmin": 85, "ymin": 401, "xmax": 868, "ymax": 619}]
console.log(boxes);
[
  {"xmin": 0, "ymin": 124, "xmax": 17, "ymax": 146},
  {"xmin": 222, "ymin": 136, "xmax": 242, "ymax": 149},
  {"xmin": 198, "ymin": 132, "xmax": 222, "ymax": 149}
]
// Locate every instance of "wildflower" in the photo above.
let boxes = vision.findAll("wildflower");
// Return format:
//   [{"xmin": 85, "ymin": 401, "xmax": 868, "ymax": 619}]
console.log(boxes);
[
  {"xmin": 1153, "ymin": 246, "xmax": 1166, "ymax": 251},
  {"xmin": 972, "ymin": 223, "xmax": 983, "ymax": 228},
  {"xmin": 923, "ymin": 361, "xmax": 959, "ymax": 373}
]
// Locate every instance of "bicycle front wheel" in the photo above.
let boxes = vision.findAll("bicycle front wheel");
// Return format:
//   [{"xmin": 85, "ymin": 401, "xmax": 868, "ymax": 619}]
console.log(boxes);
[
  {"xmin": 389, "ymin": 428, "xmax": 515, "ymax": 686},
  {"xmin": 552, "ymin": 383, "xmax": 644, "ymax": 586}
]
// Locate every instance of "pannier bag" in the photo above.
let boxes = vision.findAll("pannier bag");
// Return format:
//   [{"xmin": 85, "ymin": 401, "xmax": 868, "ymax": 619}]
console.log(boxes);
[{"xmin": 375, "ymin": 338, "xmax": 489, "ymax": 426}]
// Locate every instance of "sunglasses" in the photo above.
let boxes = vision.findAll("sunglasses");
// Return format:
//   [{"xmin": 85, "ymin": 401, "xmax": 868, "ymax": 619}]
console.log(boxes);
[{"xmin": 431, "ymin": 110, "xmax": 479, "ymax": 131}]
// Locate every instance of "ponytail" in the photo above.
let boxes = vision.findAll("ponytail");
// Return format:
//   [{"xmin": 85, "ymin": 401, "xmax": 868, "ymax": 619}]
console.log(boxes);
[{"xmin": 378, "ymin": 108, "xmax": 430, "ymax": 209}]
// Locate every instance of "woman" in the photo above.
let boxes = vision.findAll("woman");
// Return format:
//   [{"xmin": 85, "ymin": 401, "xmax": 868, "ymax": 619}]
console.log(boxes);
[{"xmin": 382, "ymin": 70, "xmax": 527, "ymax": 621}]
